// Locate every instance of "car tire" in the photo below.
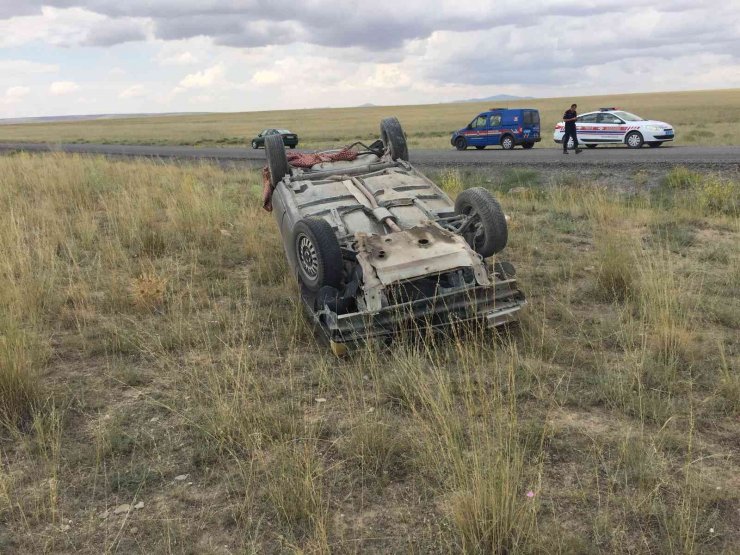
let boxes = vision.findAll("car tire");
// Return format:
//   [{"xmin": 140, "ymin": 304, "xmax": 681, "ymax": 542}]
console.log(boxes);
[
  {"xmin": 293, "ymin": 218, "xmax": 343, "ymax": 292},
  {"xmin": 648, "ymin": 142, "xmax": 662, "ymax": 148},
  {"xmin": 454, "ymin": 187, "xmax": 508, "ymax": 257},
  {"xmin": 500, "ymin": 134, "xmax": 515, "ymax": 150},
  {"xmin": 265, "ymin": 134, "xmax": 289, "ymax": 187},
  {"xmin": 522, "ymin": 142, "xmax": 534, "ymax": 149},
  {"xmin": 475, "ymin": 146, "xmax": 485, "ymax": 150},
  {"xmin": 625, "ymin": 131, "xmax": 644, "ymax": 149},
  {"xmin": 251, "ymin": 140, "xmax": 258, "ymax": 149},
  {"xmin": 586, "ymin": 144, "xmax": 597, "ymax": 149},
  {"xmin": 380, "ymin": 117, "xmax": 409, "ymax": 161},
  {"xmin": 455, "ymin": 137, "xmax": 467, "ymax": 151}
]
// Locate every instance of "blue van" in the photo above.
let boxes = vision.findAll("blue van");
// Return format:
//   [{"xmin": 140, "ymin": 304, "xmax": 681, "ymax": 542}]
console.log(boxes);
[{"xmin": 451, "ymin": 108, "xmax": 541, "ymax": 150}]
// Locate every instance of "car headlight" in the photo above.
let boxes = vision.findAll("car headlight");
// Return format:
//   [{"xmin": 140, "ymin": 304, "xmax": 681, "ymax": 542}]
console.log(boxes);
[{"xmin": 645, "ymin": 125, "xmax": 663, "ymax": 132}]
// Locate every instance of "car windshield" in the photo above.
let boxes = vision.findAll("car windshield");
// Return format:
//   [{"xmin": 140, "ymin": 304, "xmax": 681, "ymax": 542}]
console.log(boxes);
[
  {"xmin": 277, "ymin": 129, "xmax": 293, "ymax": 134},
  {"xmin": 613, "ymin": 111, "xmax": 644, "ymax": 122}
]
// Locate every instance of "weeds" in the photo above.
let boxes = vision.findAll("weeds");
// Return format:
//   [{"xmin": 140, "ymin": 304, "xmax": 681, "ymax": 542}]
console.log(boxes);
[{"xmin": 0, "ymin": 154, "xmax": 737, "ymax": 553}]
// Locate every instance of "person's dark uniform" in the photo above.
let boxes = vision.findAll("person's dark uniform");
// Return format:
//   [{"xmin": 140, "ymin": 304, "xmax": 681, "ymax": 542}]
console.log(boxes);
[{"xmin": 562, "ymin": 108, "xmax": 581, "ymax": 154}]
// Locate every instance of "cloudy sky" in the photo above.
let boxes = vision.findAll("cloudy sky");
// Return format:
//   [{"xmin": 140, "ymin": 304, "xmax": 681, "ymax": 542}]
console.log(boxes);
[{"xmin": 0, "ymin": 1, "xmax": 738, "ymax": 117}]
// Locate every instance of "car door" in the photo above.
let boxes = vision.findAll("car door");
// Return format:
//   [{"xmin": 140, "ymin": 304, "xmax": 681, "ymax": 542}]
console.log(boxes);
[
  {"xmin": 486, "ymin": 112, "xmax": 503, "ymax": 145},
  {"xmin": 257, "ymin": 129, "xmax": 271, "ymax": 146},
  {"xmin": 576, "ymin": 113, "xmax": 599, "ymax": 143},
  {"xmin": 597, "ymin": 112, "xmax": 625, "ymax": 144},
  {"xmin": 466, "ymin": 115, "xmax": 489, "ymax": 146}
]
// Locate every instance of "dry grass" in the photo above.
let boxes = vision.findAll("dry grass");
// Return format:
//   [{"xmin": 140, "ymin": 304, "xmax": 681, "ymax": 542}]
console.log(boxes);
[
  {"xmin": 0, "ymin": 153, "xmax": 738, "ymax": 553},
  {"xmin": 1, "ymin": 88, "xmax": 739, "ymax": 149}
]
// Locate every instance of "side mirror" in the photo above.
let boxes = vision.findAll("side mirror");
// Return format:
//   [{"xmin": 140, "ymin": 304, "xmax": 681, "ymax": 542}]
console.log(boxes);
[{"xmin": 466, "ymin": 124, "xmax": 472, "ymax": 130}]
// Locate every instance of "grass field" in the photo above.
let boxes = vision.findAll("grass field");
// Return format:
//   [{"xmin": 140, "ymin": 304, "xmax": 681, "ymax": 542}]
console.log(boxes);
[
  {"xmin": 1, "ymin": 89, "xmax": 739, "ymax": 150},
  {"xmin": 1, "ymin": 154, "xmax": 739, "ymax": 553}
]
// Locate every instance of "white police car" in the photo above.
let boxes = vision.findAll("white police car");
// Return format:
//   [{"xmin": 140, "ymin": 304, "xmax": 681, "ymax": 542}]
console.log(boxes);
[{"xmin": 554, "ymin": 108, "xmax": 675, "ymax": 149}]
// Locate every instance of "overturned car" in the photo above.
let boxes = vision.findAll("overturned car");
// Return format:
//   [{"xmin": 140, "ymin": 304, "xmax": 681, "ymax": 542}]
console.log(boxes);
[{"xmin": 262, "ymin": 117, "xmax": 525, "ymax": 354}]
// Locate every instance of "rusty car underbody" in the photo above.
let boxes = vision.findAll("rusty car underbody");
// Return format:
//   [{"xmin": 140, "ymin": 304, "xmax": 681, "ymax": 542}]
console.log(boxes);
[{"xmin": 263, "ymin": 118, "xmax": 525, "ymax": 354}]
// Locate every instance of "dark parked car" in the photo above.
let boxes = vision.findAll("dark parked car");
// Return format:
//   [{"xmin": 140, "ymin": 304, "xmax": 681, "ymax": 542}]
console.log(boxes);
[
  {"xmin": 251, "ymin": 128, "xmax": 299, "ymax": 149},
  {"xmin": 262, "ymin": 117, "xmax": 525, "ymax": 355}
]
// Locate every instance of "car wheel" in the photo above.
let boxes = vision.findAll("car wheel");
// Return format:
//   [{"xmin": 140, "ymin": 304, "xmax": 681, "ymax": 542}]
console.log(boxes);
[
  {"xmin": 566, "ymin": 137, "xmax": 575, "ymax": 149},
  {"xmin": 625, "ymin": 131, "xmax": 644, "ymax": 149},
  {"xmin": 522, "ymin": 142, "xmax": 534, "ymax": 149},
  {"xmin": 454, "ymin": 187, "xmax": 508, "ymax": 257},
  {"xmin": 293, "ymin": 218, "xmax": 343, "ymax": 292},
  {"xmin": 265, "ymin": 134, "xmax": 289, "ymax": 187},
  {"xmin": 648, "ymin": 142, "xmax": 662, "ymax": 148},
  {"xmin": 251, "ymin": 140, "xmax": 258, "ymax": 149},
  {"xmin": 455, "ymin": 137, "xmax": 467, "ymax": 151},
  {"xmin": 380, "ymin": 117, "xmax": 409, "ymax": 161},
  {"xmin": 586, "ymin": 144, "xmax": 597, "ymax": 149},
  {"xmin": 500, "ymin": 135, "xmax": 515, "ymax": 150}
]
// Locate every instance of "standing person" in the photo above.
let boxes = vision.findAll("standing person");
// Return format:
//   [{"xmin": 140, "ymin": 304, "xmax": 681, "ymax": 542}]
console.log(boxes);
[{"xmin": 562, "ymin": 103, "xmax": 582, "ymax": 154}]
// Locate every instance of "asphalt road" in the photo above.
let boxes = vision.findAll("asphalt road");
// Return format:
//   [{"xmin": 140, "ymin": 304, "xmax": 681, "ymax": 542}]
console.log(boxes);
[{"xmin": 1, "ymin": 142, "xmax": 738, "ymax": 170}]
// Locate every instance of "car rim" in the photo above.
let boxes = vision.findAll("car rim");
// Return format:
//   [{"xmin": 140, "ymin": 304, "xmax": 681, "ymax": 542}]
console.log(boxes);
[
  {"xmin": 297, "ymin": 235, "xmax": 318, "ymax": 279},
  {"xmin": 628, "ymin": 134, "xmax": 640, "ymax": 147},
  {"xmin": 504, "ymin": 138, "xmax": 512, "ymax": 148}
]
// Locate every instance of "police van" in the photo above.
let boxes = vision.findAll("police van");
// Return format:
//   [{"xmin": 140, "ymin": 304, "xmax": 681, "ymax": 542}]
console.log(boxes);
[
  {"xmin": 553, "ymin": 108, "xmax": 675, "ymax": 148},
  {"xmin": 451, "ymin": 108, "xmax": 541, "ymax": 150}
]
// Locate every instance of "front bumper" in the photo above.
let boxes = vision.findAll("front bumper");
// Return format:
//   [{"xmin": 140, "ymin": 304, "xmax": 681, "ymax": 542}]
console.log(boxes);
[{"xmin": 308, "ymin": 277, "xmax": 526, "ymax": 347}]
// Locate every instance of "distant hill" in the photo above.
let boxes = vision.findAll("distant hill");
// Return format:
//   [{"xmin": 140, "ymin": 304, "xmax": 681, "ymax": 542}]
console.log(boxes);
[
  {"xmin": 453, "ymin": 94, "xmax": 534, "ymax": 104},
  {"xmin": 0, "ymin": 112, "xmax": 210, "ymax": 125}
]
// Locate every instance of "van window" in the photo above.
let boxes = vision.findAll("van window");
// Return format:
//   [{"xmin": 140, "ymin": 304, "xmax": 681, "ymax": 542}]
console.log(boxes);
[
  {"xmin": 471, "ymin": 116, "xmax": 487, "ymax": 129},
  {"xmin": 489, "ymin": 114, "xmax": 502, "ymax": 126},
  {"xmin": 523, "ymin": 111, "xmax": 539, "ymax": 125}
]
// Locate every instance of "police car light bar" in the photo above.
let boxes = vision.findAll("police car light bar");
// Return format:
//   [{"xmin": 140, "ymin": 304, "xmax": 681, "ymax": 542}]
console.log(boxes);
[{"xmin": 599, "ymin": 107, "xmax": 619, "ymax": 111}]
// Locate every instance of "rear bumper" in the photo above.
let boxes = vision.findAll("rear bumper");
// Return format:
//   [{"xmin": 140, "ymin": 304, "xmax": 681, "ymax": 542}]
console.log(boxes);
[{"xmin": 309, "ymin": 278, "xmax": 526, "ymax": 346}]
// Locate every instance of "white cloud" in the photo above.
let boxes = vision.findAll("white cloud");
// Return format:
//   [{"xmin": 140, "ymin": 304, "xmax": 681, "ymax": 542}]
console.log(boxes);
[
  {"xmin": 0, "ymin": 60, "xmax": 58, "ymax": 74},
  {"xmin": 158, "ymin": 51, "xmax": 198, "ymax": 66},
  {"xmin": 50, "ymin": 81, "xmax": 81, "ymax": 95},
  {"xmin": 119, "ymin": 84, "xmax": 146, "ymax": 98},
  {"xmin": 0, "ymin": 6, "xmax": 149, "ymax": 48},
  {"xmin": 177, "ymin": 63, "xmax": 225, "ymax": 89},
  {"xmin": 250, "ymin": 70, "xmax": 280, "ymax": 85},
  {"xmin": 4, "ymin": 86, "xmax": 31, "ymax": 101}
]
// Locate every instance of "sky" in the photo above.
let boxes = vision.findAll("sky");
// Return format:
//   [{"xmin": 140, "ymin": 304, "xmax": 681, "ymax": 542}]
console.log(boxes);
[{"xmin": 0, "ymin": 0, "xmax": 738, "ymax": 118}]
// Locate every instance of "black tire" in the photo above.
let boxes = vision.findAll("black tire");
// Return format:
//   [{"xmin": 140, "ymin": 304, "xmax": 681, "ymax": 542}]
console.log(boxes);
[
  {"xmin": 265, "ymin": 134, "xmax": 289, "ymax": 187},
  {"xmin": 648, "ymin": 142, "xmax": 662, "ymax": 148},
  {"xmin": 522, "ymin": 142, "xmax": 534, "ymax": 149},
  {"xmin": 586, "ymin": 144, "xmax": 597, "ymax": 149},
  {"xmin": 251, "ymin": 140, "xmax": 259, "ymax": 149},
  {"xmin": 380, "ymin": 117, "xmax": 409, "ymax": 161},
  {"xmin": 475, "ymin": 145, "xmax": 485, "ymax": 150},
  {"xmin": 455, "ymin": 136, "xmax": 467, "ymax": 151},
  {"xmin": 293, "ymin": 218, "xmax": 342, "ymax": 292},
  {"xmin": 454, "ymin": 187, "xmax": 508, "ymax": 257},
  {"xmin": 500, "ymin": 134, "xmax": 515, "ymax": 150},
  {"xmin": 625, "ymin": 131, "xmax": 644, "ymax": 149}
]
